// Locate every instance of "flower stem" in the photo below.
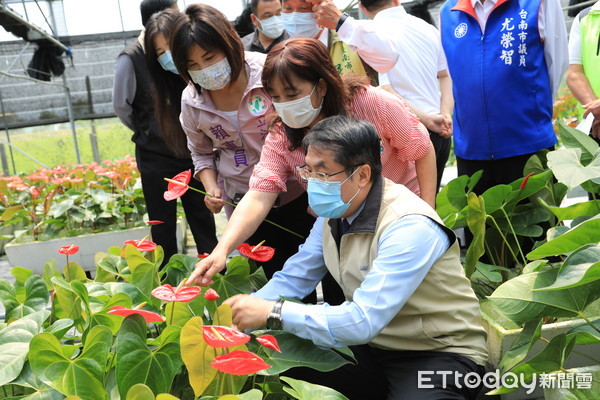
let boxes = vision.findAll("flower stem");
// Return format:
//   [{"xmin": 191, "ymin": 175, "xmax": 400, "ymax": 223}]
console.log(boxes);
[
  {"xmin": 500, "ymin": 207, "xmax": 527, "ymax": 266},
  {"xmin": 165, "ymin": 179, "xmax": 304, "ymax": 239},
  {"xmin": 169, "ymin": 301, "xmax": 175, "ymax": 326}
]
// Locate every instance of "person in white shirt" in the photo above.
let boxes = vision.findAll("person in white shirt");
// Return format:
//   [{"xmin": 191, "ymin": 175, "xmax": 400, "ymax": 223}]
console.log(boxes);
[{"xmin": 313, "ymin": 0, "xmax": 453, "ymax": 193}]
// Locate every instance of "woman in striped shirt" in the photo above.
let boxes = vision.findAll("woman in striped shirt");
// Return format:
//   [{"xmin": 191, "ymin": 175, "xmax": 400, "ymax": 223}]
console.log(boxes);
[{"xmin": 188, "ymin": 38, "xmax": 436, "ymax": 287}]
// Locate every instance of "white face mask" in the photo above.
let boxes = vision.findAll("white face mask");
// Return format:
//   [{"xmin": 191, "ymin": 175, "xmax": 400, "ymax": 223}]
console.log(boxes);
[
  {"xmin": 281, "ymin": 12, "xmax": 321, "ymax": 38},
  {"xmin": 273, "ymin": 85, "xmax": 323, "ymax": 129},
  {"xmin": 188, "ymin": 57, "xmax": 231, "ymax": 91},
  {"xmin": 258, "ymin": 15, "xmax": 285, "ymax": 39}
]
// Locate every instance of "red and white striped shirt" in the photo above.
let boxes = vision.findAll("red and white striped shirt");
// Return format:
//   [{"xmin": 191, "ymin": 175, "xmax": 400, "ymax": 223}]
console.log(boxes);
[{"xmin": 249, "ymin": 85, "xmax": 430, "ymax": 195}]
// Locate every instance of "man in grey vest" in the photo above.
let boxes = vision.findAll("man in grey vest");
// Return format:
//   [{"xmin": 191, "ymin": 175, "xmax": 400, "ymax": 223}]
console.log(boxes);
[{"xmin": 224, "ymin": 115, "xmax": 488, "ymax": 399}]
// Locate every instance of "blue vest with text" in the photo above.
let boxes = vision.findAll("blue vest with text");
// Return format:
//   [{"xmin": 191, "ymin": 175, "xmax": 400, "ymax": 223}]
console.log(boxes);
[{"xmin": 440, "ymin": 0, "xmax": 557, "ymax": 160}]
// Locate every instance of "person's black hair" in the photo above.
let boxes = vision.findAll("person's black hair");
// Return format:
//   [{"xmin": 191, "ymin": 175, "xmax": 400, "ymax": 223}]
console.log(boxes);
[
  {"xmin": 144, "ymin": 8, "xmax": 189, "ymax": 158},
  {"xmin": 140, "ymin": 0, "xmax": 177, "ymax": 27},
  {"xmin": 303, "ymin": 115, "xmax": 382, "ymax": 181},
  {"xmin": 250, "ymin": 0, "xmax": 280, "ymax": 15},
  {"xmin": 360, "ymin": 0, "xmax": 393, "ymax": 13},
  {"xmin": 233, "ymin": 5, "xmax": 255, "ymax": 37}
]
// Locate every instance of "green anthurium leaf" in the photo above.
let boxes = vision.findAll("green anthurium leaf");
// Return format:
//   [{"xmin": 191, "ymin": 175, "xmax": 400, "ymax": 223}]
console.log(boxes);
[
  {"xmin": 70, "ymin": 280, "xmax": 91, "ymax": 315},
  {"xmin": 116, "ymin": 315, "xmax": 180, "ymax": 398},
  {"xmin": 63, "ymin": 262, "xmax": 87, "ymax": 283},
  {"xmin": 527, "ymin": 215, "xmax": 600, "ymax": 260},
  {"xmin": 180, "ymin": 316, "xmax": 223, "ymax": 397},
  {"xmin": 125, "ymin": 383, "xmax": 155, "ymax": 400},
  {"xmin": 498, "ymin": 319, "xmax": 543, "ymax": 372},
  {"xmin": 509, "ymin": 170, "xmax": 555, "ymax": 203},
  {"xmin": 509, "ymin": 209, "xmax": 548, "ymax": 237},
  {"xmin": 123, "ymin": 246, "xmax": 160, "ymax": 307},
  {"xmin": 488, "ymin": 333, "xmax": 576, "ymax": 395},
  {"xmin": 480, "ymin": 185, "xmax": 513, "ymax": 214},
  {"xmin": 88, "ymin": 292, "xmax": 132, "ymax": 334},
  {"xmin": 52, "ymin": 283, "xmax": 83, "ymax": 324},
  {"xmin": 212, "ymin": 257, "xmax": 251, "ymax": 302},
  {"xmin": 435, "ymin": 174, "xmax": 471, "ymax": 229},
  {"xmin": 0, "ymin": 311, "xmax": 48, "ymax": 386},
  {"xmin": 1, "ymin": 205, "xmax": 24, "ymax": 221},
  {"xmin": 547, "ymin": 148, "xmax": 600, "ymax": 191},
  {"xmin": 488, "ymin": 268, "xmax": 600, "ymax": 325},
  {"xmin": 280, "ymin": 376, "xmax": 350, "ymax": 400},
  {"xmin": 10, "ymin": 361, "xmax": 65, "ymax": 400},
  {"xmin": 219, "ymin": 389, "xmax": 263, "ymax": 400},
  {"xmin": 64, "ymin": 396, "xmax": 84, "ymax": 399},
  {"xmin": 164, "ymin": 300, "xmax": 194, "ymax": 329},
  {"xmin": 249, "ymin": 267, "xmax": 268, "ymax": 292},
  {"xmin": 0, "ymin": 276, "xmax": 49, "ymax": 321},
  {"xmin": 151, "ymin": 325, "xmax": 181, "ymax": 348},
  {"xmin": 29, "ymin": 325, "xmax": 112, "ymax": 400},
  {"xmin": 540, "ymin": 198, "xmax": 600, "ymax": 222},
  {"xmin": 45, "ymin": 318, "xmax": 75, "ymax": 340},
  {"xmin": 42, "ymin": 260, "xmax": 61, "ymax": 291},
  {"xmin": 102, "ymin": 282, "xmax": 152, "ymax": 307},
  {"xmin": 465, "ymin": 193, "xmax": 486, "ymax": 279},
  {"xmin": 471, "ymin": 262, "xmax": 512, "ymax": 283},
  {"xmin": 567, "ymin": 318, "xmax": 600, "ymax": 345},
  {"xmin": 533, "ymin": 244, "xmax": 600, "ymax": 291},
  {"xmin": 12, "ymin": 267, "xmax": 33, "ymax": 287},
  {"xmin": 522, "ymin": 260, "xmax": 548, "ymax": 274},
  {"xmin": 161, "ymin": 254, "xmax": 199, "ymax": 287},
  {"xmin": 249, "ymin": 331, "xmax": 351, "ymax": 375},
  {"xmin": 558, "ymin": 120, "xmax": 600, "ymax": 165}
]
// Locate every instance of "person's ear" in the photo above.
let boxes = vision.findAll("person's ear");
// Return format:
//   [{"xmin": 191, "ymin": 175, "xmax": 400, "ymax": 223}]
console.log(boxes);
[
  {"xmin": 250, "ymin": 13, "xmax": 260, "ymax": 28},
  {"xmin": 317, "ymin": 78, "xmax": 328, "ymax": 98},
  {"xmin": 357, "ymin": 164, "xmax": 371, "ymax": 187}
]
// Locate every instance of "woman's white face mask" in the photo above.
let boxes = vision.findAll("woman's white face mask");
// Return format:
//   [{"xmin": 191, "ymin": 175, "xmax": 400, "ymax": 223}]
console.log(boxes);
[{"xmin": 273, "ymin": 84, "xmax": 323, "ymax": 129}]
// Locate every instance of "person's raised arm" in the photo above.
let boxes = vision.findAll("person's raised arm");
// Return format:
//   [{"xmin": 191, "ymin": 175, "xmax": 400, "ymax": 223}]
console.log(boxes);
[{"xmin": 187, "ymin": 190, "xmax": 278, "ymax": 286}]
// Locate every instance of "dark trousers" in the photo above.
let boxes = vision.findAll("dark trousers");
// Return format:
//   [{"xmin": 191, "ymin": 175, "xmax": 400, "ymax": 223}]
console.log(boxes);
[
  {"xmin": 136, "ymin": 147, "xmax": 218, "ymax": 263},
  {"xmin": 430, "ymin": 130, "xmax": 452, "ymax": 193},
  {"xmin": 456, "ymin": 150, "xmax": 551, "ymax": 195},
  {"xmin": 286, "ymin": 347, "xmax": 485, "ymax": 400}
]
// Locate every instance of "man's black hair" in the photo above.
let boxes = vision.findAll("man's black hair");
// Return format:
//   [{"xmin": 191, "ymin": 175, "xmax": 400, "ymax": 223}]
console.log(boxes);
[
  {"xmin": 140, "ymin": 0, "xmax": 177, "ymax": 27},
  {"xmin": 250, "ymin": 0, "xmax": 281, "ymax": 15},
  {"xmin": 303, "ymin": 115, "xmax": 382, "ymax": 181},
  {"xmin": 360, "ymin": 0, "xmax": 393, "ymax": 13}
]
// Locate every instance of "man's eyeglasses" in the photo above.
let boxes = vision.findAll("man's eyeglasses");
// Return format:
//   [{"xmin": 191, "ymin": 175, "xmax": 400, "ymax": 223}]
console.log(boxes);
[{"xmin": 295, "ymin": 164, "xmax": 362, "ymax": 182}]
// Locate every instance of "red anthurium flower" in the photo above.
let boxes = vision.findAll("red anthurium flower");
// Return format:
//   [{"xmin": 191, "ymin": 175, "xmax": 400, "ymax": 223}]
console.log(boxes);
[
  {"xmin": 519, "ymin": 172, "xmax": 535, "ymax": 190},
  {"xmin": 210, "ymin": 350, "xmax": 271, "ymax": 375},
  {"xmin": 202, "ymin": 325, "xmax": 250, "ymax": 348},
  {"xmin": 204, "ymin": 288, "xmax": 220, "ymax": 301},
  {"xmin": 58, "ymin": 245, "xmax": 79, "ymax": 255},
  {"xmin": 29, "ymin": 186, "xmax": 40, "ymax": 200},
  {"xmin": 164, "ymin": 170, "xmax": 192, "ymax": 201},
  {"xmin": 197, "ymin": 253, "xmax": 210, "ymax": 259},
  {"xmin": 146, "ymin": 220, "xmax": 164, "ymax": 225},
  {"xmin": 107, "ymin": 306, "xmax": 164, "ymax": 323},
  {"xmin": 237, "ymin": 243, "xmax": 275, "ymax": 263},
  {"xmin": 151, "ymin": 284, "xmax": 201, "ymax": 302},
  {"xmin": 123, "ymin": 239, "xmax": 157, "ymax": 252},
  {"xmin": 256, "ymin": 334, "xmax": 281, "ymax": 352}
]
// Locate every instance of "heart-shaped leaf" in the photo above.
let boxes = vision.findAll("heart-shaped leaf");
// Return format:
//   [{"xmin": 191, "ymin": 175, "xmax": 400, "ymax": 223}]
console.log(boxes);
[
  {"xmin": 547, "ymin": 148, "xmax": 600, "ymax": 191},
  {"xmin": 527, "ymin": 215, "xmax": 600, "ymax": 260},
  {"xmin": 29, "ymin": 325, "xmax": 112, "ymax": 400},
  {"xmin": 0, "ymin": 310, "xmax": 48, "ymax": 385},
  {"xmin": 115, "ymin": 315, "xmax": 180, "ymax": 398},
  {"xmin": 0, "ymin": 276, "xmax": 49, "ymax": 320},
  {"xmin": 211, "ymin": 257, "xmax": 251, "ymax": 303},
  {"xmin": 280, "ymin": 376, "xmax": 349, "ymax": 400},
  {"xmin": 533, "ymin": 244, "xmax": 600, "ymax": 291}
]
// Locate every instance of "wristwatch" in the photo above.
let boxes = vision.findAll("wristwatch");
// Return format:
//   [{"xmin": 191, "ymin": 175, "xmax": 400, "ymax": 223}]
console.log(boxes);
[
  {"xmin": 336, "ymin": 12, "xmax": 349, "ymax": 32},
  {"xmin": 266, "ymin": 299, "xmax": 284, "ymax": 330}
]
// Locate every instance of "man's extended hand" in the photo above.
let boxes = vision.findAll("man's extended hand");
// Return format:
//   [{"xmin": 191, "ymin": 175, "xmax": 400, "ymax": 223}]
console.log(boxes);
[
  {"xmin": 186, "ymin": 249, "xmax": 228, "ymax": 286},
  {"xmin": 423, "ymin": 113, "xmax": 453, "ymax": 138},
  {"xmin": 583, "ymin": 99, "xmax": 600, "ymax": 119},
  {"xmin": 312, "ymin": 0, "xmax": 342, "ymax": 30},
  {"xmin": 224, "ymin": 294, "xmax": 275, "ymax": 331}
]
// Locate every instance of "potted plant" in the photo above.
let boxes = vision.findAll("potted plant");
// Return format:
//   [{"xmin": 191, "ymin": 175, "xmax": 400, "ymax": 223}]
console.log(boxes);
[
  {"xmin": 437, "ymin": 121, "xmax": 600, "ymax": 399},
  {"xmin": 0, "ymin": 240, "xmax": 353, "ymax": 399},
  {"xmin": 1, "ymin": 157, "xmax": 187, "ymax": 273}
]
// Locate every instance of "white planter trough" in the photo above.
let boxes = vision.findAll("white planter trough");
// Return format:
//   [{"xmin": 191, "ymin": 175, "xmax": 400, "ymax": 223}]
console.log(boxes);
[
  {"xmin": 481, "ymin": 302, "xmax": 600, "ymax": 400},
  {"xmin": 5, "ymin": 220, "xmax": 187, "ymax": 274}
]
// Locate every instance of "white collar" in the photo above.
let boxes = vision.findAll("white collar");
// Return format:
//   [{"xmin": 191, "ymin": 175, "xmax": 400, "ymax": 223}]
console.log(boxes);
[{"xmin": 471, "ymin": 0, "xmax": 498, "ymax": 8}]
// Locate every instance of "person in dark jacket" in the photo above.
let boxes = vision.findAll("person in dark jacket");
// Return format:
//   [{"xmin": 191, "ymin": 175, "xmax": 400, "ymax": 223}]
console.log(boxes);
[
  {"xmin": 241, "ymin": 0, "xmax": 290, "ymax": 53},
  {"xmin": 112, "ymin": 0, "xmax": 217, "ymax": 263}
]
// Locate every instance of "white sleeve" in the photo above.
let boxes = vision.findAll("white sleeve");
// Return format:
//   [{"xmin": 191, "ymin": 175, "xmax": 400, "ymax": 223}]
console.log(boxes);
[
  {"xmin": 379, "ymin": 72, "xmax": 390, "ymax": 87},
  {"xmin": 568, "ymin": 13, "xmax": 582, "ymax": 65},
  {"xmin": 539, "ymin": 0, "xmax": 569, "ymax": 99},
  {"xmin": 337, "ymin": 16, "xmax": 400, "ymax": 73}
]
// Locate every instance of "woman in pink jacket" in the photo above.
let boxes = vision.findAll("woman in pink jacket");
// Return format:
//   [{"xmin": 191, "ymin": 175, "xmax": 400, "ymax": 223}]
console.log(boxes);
[{"xmin": 170, "ymin": 4, "xmax": 312, "ymax": 278}]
